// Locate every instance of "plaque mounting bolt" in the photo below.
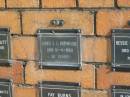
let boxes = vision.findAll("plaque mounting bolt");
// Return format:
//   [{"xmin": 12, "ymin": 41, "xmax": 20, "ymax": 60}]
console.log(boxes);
[{"xmin": 51, "ymin": 19, "xmax": 64, "ymax": 26}]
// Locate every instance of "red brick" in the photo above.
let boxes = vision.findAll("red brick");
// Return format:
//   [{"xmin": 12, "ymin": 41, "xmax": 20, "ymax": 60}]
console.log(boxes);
[
  {"xmin": 97, "ymin": 65, "xmax": 130, "ymax": 89},
  {"xmin": 12, "ymin": 36, "xmax": 36, "ymax": 60},
  {"xmin": 79, "ymin": 0, "xmax": 114, "ymax": 8},
  {"xmin": 14, "ymin": 85, "xmax": 36, "ymax": 97},
  {"xmin": 22, "ymin": 11, "xmax": 94, "ymax": 35},
  {"xmin": 42, "ymin": 0, "xmax": 76, "ymax": 8},
  {"xmin": 0, "ymin": 0, "xmax": 5, "ymax": 8},
  {"xmin": 7, "ymin": 0, "xmax": 39, "ymax": 8},
  {"xmin": 97, "ymin": 10, "xmax": 130, "ymax": 36},
  {"xmin": 82, "ymin": 37, "xmax": 111, "ymax": 62},
  {"xmin": 118, "ymin": 0, "xmax": 130, "ymax": 7},
  {"xmin": 82, "ymin": 90, "xmax": 108, "ymax": 97},
  {"xmin": 25, "ymin": 62, "xmax": 95, "ymax": 88},
  {"xmin": 0, "ymin": 11, "xmax": 21, "ymax": 34},
  {"xmin": 0, "ymin": 62, "xmax": 24, "ymax": 83}
]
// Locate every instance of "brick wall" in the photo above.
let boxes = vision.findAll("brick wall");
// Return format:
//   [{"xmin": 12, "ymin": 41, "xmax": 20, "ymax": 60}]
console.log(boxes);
[{"xmin": 0, "ymin": 0, "xmax": 130, "ymax": 97}]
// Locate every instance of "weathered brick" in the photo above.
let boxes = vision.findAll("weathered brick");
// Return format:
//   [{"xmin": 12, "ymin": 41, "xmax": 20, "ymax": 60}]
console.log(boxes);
[
  {"xmin": 0, "ymin": 62, "xmax": 24, "ymax": 83},
  {"xmin": 25, "ymin": 62, "xmax": 95, "ymax": 88},
  {"xmin": 22, "ymin": 11, "xmax": 94, "ymax": 35},
  {"xmin": 118, "ymin": 0, "xmax": 130, "ymax": 7},
  {"xmin": 97, "ymin": 65, "xmax": 130, "ymax": 89},
  {"xmin": 0, "ymin": 0, "xmax": 5, "ymax": 8},
  {"xmin": 12, "ymin": 36, "xmax": 36, "ymax": 60},
  {"xmin": 0, "ymin": 11, "xmax": 21, "ymax": 34},
  {"xmin": 79, "ymin": 0, "xmax": 114, "ymax": 8},
  {"xmin": 42, "ymin": 0, "xmax": 76, "ymax": 8},
  {"xmin": 97, "ymin": 10, "xmax": 130, "ymax": 36},
  {"xmin": 14, "ymin": 85, "xmax": 36, "ymax": 97},
  {"xmin": 82, "ymin": 37, "xmax": 111, "ymax": 62},
  {"xmin": 82, "ymin": 90, "xmax": 108, "ymax": 97},
  {"xmin": 7, "ymin": 0, "xmax": 39, "ymax": 8}
]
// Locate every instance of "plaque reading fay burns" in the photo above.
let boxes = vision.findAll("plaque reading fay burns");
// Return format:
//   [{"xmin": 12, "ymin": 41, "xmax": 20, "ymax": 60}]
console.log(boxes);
[
  {"xmin": 0, "ymin": 28, "xmax": 11, "ymax": 65},
  {"xmin": 0, "ymin": 79, "xmax": 12, "ymax": 97},
  {"xmin": 37, "ymin": 29, "xmax": 81, "ymax": 69},
  {"xmin": 38, "ymin": 81, "xmax": 81, "ymax": 97},
  {"xmin": 112, "ymin": 29, "xmax": 130, "ymax": 71}
]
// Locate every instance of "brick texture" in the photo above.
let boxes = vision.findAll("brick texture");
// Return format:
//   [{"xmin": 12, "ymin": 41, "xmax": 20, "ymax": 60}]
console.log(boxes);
[
  {"xmin": 82, "ymin": 37, "xmax": 111, "ymax": 62},
  {"xmin": 25, "ymin": 62, "xmax": 95, "ymax": 88},
  {"xmin": 14, "ymin": 85, "xmax": 36, "ymax": 97},
  {"xmin": 7, "ymin": 0, "xmax": 39, "ymax": 8},
  {"xmin": 82, "ymin": 90, "xmax": 108, "ymax": 97},
  {"xmin": 12, "ymin": 36, "xmax": 36, "ymax": 60},
  {"xmin": 97, "ymin": 65, "xmax": 130, "ymax": 89},
  {"xmin": 22, "ymin": 11, "xmax": 94, "ymax": 35},
  {"xmin": 118, "ymin": 0, "xmax": 130, "ymax": 7},
  {"xmin": 97, "ymin": 10, "xmax": 130, "ymax": 36},
  {"xmin": 0, "ymin": 11, "xmax": 21, "ymax": 34},
  {"xmin": 0, "ymin": 62, "xmax": 24, "ymax": 83},
  {"xmin": 42, "ymin": 0, "xmax": 76, "ymax": 8},
  {"xmin": 79, "ymin": 0, "xmax": 114, "ymax": 8},
  {"xmin": 0, "ymin": 0, "xmax": 5, "ymax": 8}
]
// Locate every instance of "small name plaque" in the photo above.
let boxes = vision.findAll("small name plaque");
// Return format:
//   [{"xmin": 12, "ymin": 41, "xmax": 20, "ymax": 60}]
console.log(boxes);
[
  {"xmin": 112, "ymin": 29, "xmax": 130, "ymax": 71},
  {"xmin": 0, "ymin": 28, "xmax": 11, "ymax": 65},
  {"xmin": 112, "ymin": 85, "xmax": 130, "ymax": 97},
  {"xmin": 0, "ymin": 79, "xmax": 12, "ymax": 97},
  {"xmin": 38, "ymin": 81, "xmax": 81, "ymax": 97},
  {"xmin": 37, "ymin": 29, "xmax": 81, "ymax": 69}
]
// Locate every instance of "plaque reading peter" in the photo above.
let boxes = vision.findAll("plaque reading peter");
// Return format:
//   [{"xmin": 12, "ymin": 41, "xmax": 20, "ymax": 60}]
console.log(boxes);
[
  {"xmin": 0, "ymin": 28, "xmax": 11, "ymax": 65},
  {"xmin": 112, "ymin": 29, "xmax": 130, "ymax": 71},
  {"xmin": 37, "ymin": 29, "xmax": 81, "ymax": 69}
]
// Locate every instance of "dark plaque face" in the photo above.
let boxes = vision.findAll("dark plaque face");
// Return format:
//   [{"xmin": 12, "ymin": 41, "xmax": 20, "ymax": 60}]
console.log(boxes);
[
  {"xmin": 37, "ymin": 29, "xmax": 81, "ymax": 69},
  {"xmin": 112, "ymin": 29, "xmax": 130, "ymax": 71},
  {"xmin": 38, "ymin": 81, "xmax": 81, "ymax": 97},
  {"xmin": 0, "ymin": 79, "xmax": 12, "ymax": 97},
  {"xmin": 0, "ymin": 28, "xmax": 11, "ymax": 65},
  {"xmin": 112, "ymin": 86, "xmax": 130, "ymax": 97}
]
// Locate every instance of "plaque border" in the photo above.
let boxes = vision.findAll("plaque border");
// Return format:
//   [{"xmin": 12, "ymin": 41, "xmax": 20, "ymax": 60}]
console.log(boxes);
[
  {"xmin": 38, "ymin": 81, "xmax": 81, "ymax": 97},
  {"xmin": 112, "ymin": 28, "xmax": 130, "ymax": 71},
  {"xmin": 112, "ymin": 85, "xmax": 130, "ymax": 97},
  {"xmin": 0, "ymin": 79, "xmax": 12, "ymax": 97},
  {"xmin": 37, "ymin": 29, "xmax": 82, "ymax": 70},
  {"xmin": 0, "ymin": 28, "xmax": 11, "ymax": 66}
]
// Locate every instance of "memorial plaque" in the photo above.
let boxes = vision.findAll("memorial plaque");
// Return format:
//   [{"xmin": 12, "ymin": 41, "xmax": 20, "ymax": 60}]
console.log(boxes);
[
  {"xmin": 37, "ymin": 29, "xmax": 81, "ymax": 69},
  {"xmin": 0, "ymin": 28, "xmax": 11, "ymax": 65},
  {"xmin": 112, "ymin": 85, "xmax": 130, "ymax": 97},
  {"xmin": 112, "ymin": 29, "xmax": 130, "ymax": 71},
  {"xmin": 38, "ymin": 81, "xmax": 81, "ymax": 97},
  {"xmin": 0, "ymin": 79, "xmax": 12, "ymax": 97}
]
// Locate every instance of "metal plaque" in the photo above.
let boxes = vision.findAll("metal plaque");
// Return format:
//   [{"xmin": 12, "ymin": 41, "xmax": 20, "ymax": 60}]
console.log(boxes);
[
  {"xmin": 0, "ymin": 79, "xmax": 12, "ymax": 97},
  {"xmin": 112, "ymin": 85, "xmax": 130, "ymax": 97},
  {"xmin": 38, "ymin": 81, "xmax": 81, "ymax": 97},
  {"xmin": 112, "ymin": 29, "xmax": 130, "ymax": 71},
  {"xmin": 37, "ymin": 29, "xmax": 81, "ymax": 69},
  {"xmin": 0, "ymin": 28, "xmax": 11, "ymax": 65}
]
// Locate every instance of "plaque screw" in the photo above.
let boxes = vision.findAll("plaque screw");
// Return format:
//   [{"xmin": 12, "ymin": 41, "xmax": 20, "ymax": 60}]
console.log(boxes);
[{"xmin": 51, "ymin": 19, "xmax": 64, "ymax": 26}]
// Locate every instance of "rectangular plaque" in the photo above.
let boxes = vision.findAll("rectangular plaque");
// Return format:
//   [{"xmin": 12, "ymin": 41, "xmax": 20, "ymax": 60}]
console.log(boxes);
[
  {"xmin": 37, "ymin": 29, "xmax": 81, "ymax": 69},
  {"xmin": 0, "ymin": 28, "xmax": 11, "ymax": 65},
  {"xmin": 112, "ymin": 85, "xmax": 130, "ymax": 97},
  {"xmin": 38, "ymin": 81, "xmax": 81, "ymax": 97},
  {"xmin": 0, "ymin": 79, "xmax": 12, "ymax": 97},
  {"xmin": 112, "ymin": 29, "xmax": 130, "ymax": 71}
]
